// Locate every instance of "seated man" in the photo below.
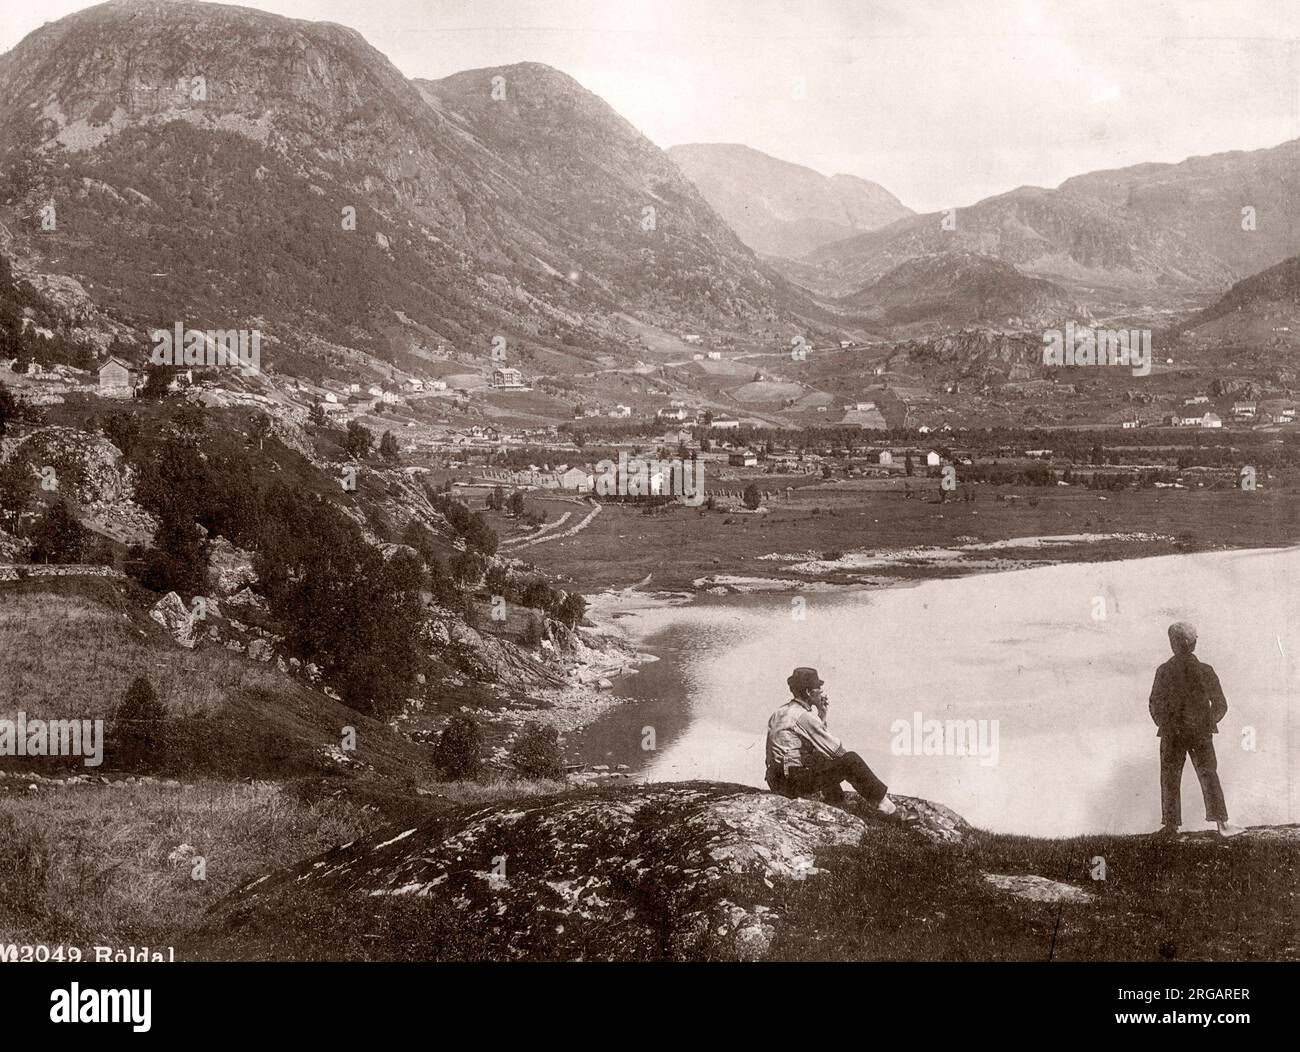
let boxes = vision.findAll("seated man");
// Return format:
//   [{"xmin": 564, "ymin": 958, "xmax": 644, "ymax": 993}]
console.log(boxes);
[{"xmin": 765, "ymin": 666, "xmax": 896, "ymax": 815}]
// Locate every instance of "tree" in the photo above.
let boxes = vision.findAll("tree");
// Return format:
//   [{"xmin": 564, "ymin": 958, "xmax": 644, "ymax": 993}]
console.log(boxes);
[
  {"xmin": 0, "ymin": 456, "xmax": 32, "ymax": 534},
  {"xmin": 28, "ymin": 498, "xmax": 85, "ymax": 563},
  {"xmin": 0, "ymin": 382, "xmax": 18, "ymax": 440},
  {"xmin": 509, "ymin": 721, "xmax": 564, "ymax": 779},
  {"xmin": 556, "ymin": 591, "xmax": 587, "ymax": 628},
  {"xmin": 103, "ymin": 412, "xmax": 141, "ymax": 457},
  {"xmin": 344, "ymin": 420, "xmax": 372, "ymax": 459},
  {"xmin": 742, "ymin": 484, "xmax": 762, "ymax": 510},
  {"xmin": 507, "ymin": 490, "xmax": 526, "ymax": 517},
  {"xmin": 379, "ymin": 430, "xmax": 400, "ymax": 463},
  {"xmin": 139, "ymin": 364, "xmax": 174, "ymax": 400},
  {"xmin": 249, "ymin": 411, "xmax": 272, "ymax": 451},
  {"xmin": 904, "ymin": 453, "xmax": 914, "ymax": 476},
  {"xmin": 487, "ymin": 485, "xmax": 505, "ymax": 511},
  {"xmin": 432, "ymin": 714, "xmax": 481, "ymax": 779},
  {"xmin": 308, "ymin": 403, "xmax": 327, "ymax": 428},
  {"xmin": 132, "ymin": 511, "xmax": 208, "ymax": 594},
  {"xmin": 110, "ymin": 676, "xmax": 167, "ymax": 772}
]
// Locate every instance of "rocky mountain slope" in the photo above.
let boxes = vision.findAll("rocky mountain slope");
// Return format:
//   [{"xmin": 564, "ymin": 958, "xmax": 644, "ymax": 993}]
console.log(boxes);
[
  {"xmin": 794, "ymin": 139, "xmax": 1300, "ymax": 312},
  {"xmin": 843, "ymin": 251, "xmax": 1080, "ymax": 335},
  {"xmin": 0, "ymin": 0, "xmax": 807, "ymax": 384},
  {"xmin": 667, "ymin": 143, "xmax": 913, "ymax": 259}
]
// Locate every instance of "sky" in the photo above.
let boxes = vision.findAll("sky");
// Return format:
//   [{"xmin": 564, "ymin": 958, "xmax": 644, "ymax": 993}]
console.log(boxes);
[{"xmin": 3, "ymin": 0, "xmax": 1299, "ymax": 211}]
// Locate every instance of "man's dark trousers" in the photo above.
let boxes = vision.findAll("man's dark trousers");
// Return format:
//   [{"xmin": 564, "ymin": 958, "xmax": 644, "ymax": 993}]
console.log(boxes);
[
  {"xmin": 1160, "ymin": 734, "xmax": 1228, "ymax": 825},
  {"xmin": 768, "ymin": 751, "xmax": 887, "ymax": 805}
]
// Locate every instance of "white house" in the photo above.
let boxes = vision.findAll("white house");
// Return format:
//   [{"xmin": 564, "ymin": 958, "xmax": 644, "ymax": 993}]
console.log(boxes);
[
  {"xmin": 608, "ymin": 404, "xmax": 632, "ymax": 418},
  {"xmin": 878, "ymin": 450, "xmax": 893, "ymax": 466},
  {"xmin": 711, "ymin": 415, "xmax": 740, "ymax": 430},
  {"xmin": 706, "ymin": 351, "xmax": 722, "ymax": 360},
  {"xmin": 1200, "ymin": 412, "xmax": 1223, "ymax": 429},
  {"xmin": 728, "ymin": 449, "xmax": 758, "ymax": 467},
  {"xmin": 657, "ymin": 406, "xmax": 689, "ymax": 422},
  {"xmin": 492, "ymin": 367, "xmax": 526, "ymax": 389},
  {"xmin": 683, "ymin": 334, "xmax": 702, "ymax": 345},
  {"xmin": 429, "ymin": 379, "xmax": 448, "ymax": 391},
  {"xmin": 925, "ymin": 450, "xmax": 942, "ymax": 467},
  {"xmin": 558, "ymin": 467, "xmax": 594, "ymax": 492}
]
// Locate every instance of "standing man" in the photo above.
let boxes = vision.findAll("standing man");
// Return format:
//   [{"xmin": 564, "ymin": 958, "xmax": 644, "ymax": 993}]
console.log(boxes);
[
  {"xmin": 1149, "ymin": 622, "xmax": 1242, "ymax": 838},
  {"xmin": 765, "ymin": 667, "xmax": 897, "ymax": 815}
]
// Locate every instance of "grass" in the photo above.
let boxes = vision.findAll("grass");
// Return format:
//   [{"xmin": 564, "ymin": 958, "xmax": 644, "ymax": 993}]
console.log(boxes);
[
  {"xmin": 0, "ymin": 772, "xmax": 572, "ymax": 956},
  {"xmin": 770, "ymin": 824, "xmax": 1299, "ymax": 961},
  {"xmin": 0, "ymin": 576, "xmax": 433, "ymax": 780}
]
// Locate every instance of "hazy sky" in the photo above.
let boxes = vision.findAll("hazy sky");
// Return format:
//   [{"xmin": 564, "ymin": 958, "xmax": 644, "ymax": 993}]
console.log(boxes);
[{"xmin": 4, "ymin": 0, "xmax": 1299, "ymax": 211}]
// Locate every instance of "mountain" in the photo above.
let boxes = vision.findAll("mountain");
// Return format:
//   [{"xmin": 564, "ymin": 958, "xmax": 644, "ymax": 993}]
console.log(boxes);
[
  {"xmin": 667, "ymin": 143, "xmax": 912, "ymax": 259},
  {"xmin": 0, "ymin": 0, "xmax": 807, "ymax": 384},
  {"xmin": 842, "ymin": 251, "xmax": 1080, "ymax": 335},
  {"xmin": 794, "ymin": 140, "xmax": 1300, "ymax": 312},
  {"xmin": 1178, "ymin": 253, "xmax": 1300, "ymax": 356}
]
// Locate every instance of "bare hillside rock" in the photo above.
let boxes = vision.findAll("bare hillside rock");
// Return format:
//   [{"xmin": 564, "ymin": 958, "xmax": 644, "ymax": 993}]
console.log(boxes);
[{"xmin": 216, "ymin": 781, "xmax": 973, "ymax": 960}]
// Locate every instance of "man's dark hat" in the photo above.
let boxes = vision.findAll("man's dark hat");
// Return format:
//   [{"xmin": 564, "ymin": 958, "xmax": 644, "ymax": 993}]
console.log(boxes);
[{"xmin": 787, "ymin": 667, "xmax": 824, "ymax": 694}]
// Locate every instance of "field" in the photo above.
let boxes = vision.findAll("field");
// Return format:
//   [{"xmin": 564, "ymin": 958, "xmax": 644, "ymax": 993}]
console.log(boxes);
[{"xmin": 515, "ymin": 480, "xmax": 1300, "ymax": 592}]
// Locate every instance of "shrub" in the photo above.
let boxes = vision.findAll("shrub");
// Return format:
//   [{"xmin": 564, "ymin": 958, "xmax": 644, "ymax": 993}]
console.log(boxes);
[
  {"xmin": 432, "ymin": 714, "xmax": 481, "ymax": 780},
  {"xmin": 27, "ymin": 498, "xmax": 86, "ymax": 564},
  {"xmin": 509, "ymin": 721, "xmax": 564, "ymax": 779},
  {"xmin": 521, "ymin": 615, "xmax": 545, "ymax": 646},
  {"xmin": 110, "ymin": 675, "xmax": 168, "ymax": 772}
]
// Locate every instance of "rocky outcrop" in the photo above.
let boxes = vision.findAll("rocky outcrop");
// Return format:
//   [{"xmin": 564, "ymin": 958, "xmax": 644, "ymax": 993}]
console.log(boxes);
[
  {"xmin": 149, "ymin": 591, "xmax": 199, "ymax": 648},
  {"xmin": 207, "ymin": 536, "xmax": 258, "ymax": 596},
  {"xmin": 218, "ymin": 781, "xmax": 972, "ymax": 960}
]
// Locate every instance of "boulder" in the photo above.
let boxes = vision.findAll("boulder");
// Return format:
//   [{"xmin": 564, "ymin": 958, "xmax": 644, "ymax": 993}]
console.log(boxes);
[
  {"xmin": 217, "ymin": 782, "xmax": 872, "ymax": 960},
  {"xmin": 149, "ymin": 591, "xmax": 197, "ymax": 648},
  {"xmin": 208, "ymin": 536, "xmax": 258, "ymax": 596}
]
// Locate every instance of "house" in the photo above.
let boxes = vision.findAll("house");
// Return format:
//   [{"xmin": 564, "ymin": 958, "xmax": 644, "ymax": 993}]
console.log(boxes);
[
  {"xmin": 691, "ymin": 353, "xmax": 704, "ymax": 361},
  {"xmin": 557, "ymin": 467, "xmax": 593, "ymax": 492},
  {"xmin": 1232, "ymin": 401, "xmax": 1257, "ymax": 418},
  {"xmin": 97, "ymin": 357, "xmax": 139, "ymax": 398},
  {"xmin": 429, "ymin": 379, "xmax": 448, "ymax": 391},
  {"xmin": 1183, "ymin": 395, "xmax": 1209, "ymax": 406},
  {"xmin": 711, "ymin": 414, "xmax": 740, "ymax": 430},
  {"xmin": 839, "ymin": 339, "xmax": 855, "ymax": 349},
  {"xmin": 367, "ymin": 385, "xmax": 384, "ymax": 398},
  {"xmin": 1180, "ymin": 414, "xmax": 1202, "ymax": 427},
  {"xmin": 1200, "ymin": 412, "xmax": 1223, "ymax": 429},
  {"xmin": 683, "ymin": 334, "xmax": 702, "ymax": 345},
  {"xmin": 657, "ymin": 406, "xmax": 689, "ymax": 422},
  {"xmin": 608, "ymin": 405, "xmax": 632, "ymax": 419},
  {"xmin": 728, "ymin": 450, "xmax": 759, "ymax": 467},
  {"xmin": 491, "ymin": 367, "xmax": 526, "ymax": 389},
  {"xmin": 878, "ymin": 451, "xmax": 893, "ymax": 466},
  {"xmin": 842, "ymin": 402, "xmax": 876, "ymax": 412},
  {"xmin": 925, "ymin": 450, "xmax": 942, "ymax": 467},
  {"xmin": 706, "ymin": 351, "xmax": 722, "ymax": 360},
  {"xmin": 323, "ymin": 391, "xmax": 339, "ymax": 403},
  {"xmin": 1121, "ymin": 419, "xmax": 1138, "ymax": 429}
]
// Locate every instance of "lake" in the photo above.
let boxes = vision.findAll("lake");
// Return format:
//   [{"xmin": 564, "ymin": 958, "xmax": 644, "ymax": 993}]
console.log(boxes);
[{"xmin": 579, "ymin": 547, "xmax": 1300, "ymax": 836}]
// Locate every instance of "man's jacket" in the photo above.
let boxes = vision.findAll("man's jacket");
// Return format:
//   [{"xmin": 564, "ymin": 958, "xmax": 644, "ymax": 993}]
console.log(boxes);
[
  {"xmin": 766, "ymin": 698, "xmax": 844, "ymax": 773},
  {"xmin": 1148, "ymin": 652, "xmax": 1228, "ymax": 739}
]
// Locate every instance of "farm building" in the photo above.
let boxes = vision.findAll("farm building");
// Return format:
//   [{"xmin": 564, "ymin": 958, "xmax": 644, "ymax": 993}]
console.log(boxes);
[{"xmin": 97, "ymin": 357, "xmax": 139, "ymax": 398}]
